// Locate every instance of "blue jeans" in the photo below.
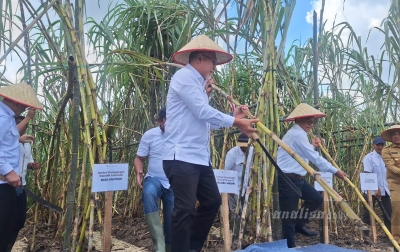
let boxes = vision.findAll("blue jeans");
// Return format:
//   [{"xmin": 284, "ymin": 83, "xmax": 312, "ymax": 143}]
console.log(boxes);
[{"xmin": 142, "ymin": 176, "xmax": 174, "ymax": 245}]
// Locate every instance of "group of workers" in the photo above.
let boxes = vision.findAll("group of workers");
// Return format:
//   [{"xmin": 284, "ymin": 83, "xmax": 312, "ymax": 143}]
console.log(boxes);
[{"xmin": 1, "ymin": 34, "xmax": 400, "ymax": 252}]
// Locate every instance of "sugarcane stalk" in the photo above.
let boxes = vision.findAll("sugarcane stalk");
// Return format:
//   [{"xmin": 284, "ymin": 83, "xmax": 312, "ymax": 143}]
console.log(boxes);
[
  {"xmin": 211, "ymin": 84, "xmax": 367, "ymax": 229},
  {"xmin": 63, "ymin": 56, "xmax": 80, "ymax": 251},
  {"xmin": 318, "ymin": 143, "xmax": 399, "ymax": 249}
]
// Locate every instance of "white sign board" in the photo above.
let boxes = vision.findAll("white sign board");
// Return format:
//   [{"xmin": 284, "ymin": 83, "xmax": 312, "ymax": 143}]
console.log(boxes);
[
  {"xmin": 92, "ymin": 163, "xmax": 129, "ymax": 192},
  {"xmin": 360, "ymin": 173, "xmax": 378, "ymax": 191},
  {"xmin": 214, "ymin": 169, "xmax": 238, "ymax": 194},
  {"xmin": 314, "ymin": 172, "xmax": 333, "ymax": 191}
]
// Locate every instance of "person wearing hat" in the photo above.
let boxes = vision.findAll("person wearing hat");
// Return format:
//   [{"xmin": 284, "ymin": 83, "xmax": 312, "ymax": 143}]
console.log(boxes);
[
  {"xmin": 134, "ymin": 107, "xmax": 173, "ymax": 252},
  {"xmin": 361, "ymin": 136, "xmax": 391, "ymax": 237},
  {"xmin": 381, "ymin": 125, "xmax": 400, "ymax": 246},
  {"xmin": 163, "ymin": 34, "xmax": 258, "ymax": 252},
  {"xmin": 224, "ymin": 133, "xmax": 253, "ymax": 219},
  {"xmin": 6, "ymin": 111, "xmax": 41, "ymax": 251},
  {"xmin": 0, "ymin": 82, "xmax": 43, "ymax": 251},
  {"xmin": 276, "ymin": 103, "xmax": 347, "ymax": 248}
]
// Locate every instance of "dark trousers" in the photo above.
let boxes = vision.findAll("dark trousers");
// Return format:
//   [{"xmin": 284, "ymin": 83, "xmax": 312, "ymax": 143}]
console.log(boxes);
[
  {"xmin": 7, "ymin": 190, "xmax": 27, "ymax": 251},
  {"xmin": 0, "ymin": 184, "xmax": 18, "ymax": 252},
  {"xmin": 362, "ymin": 192, "xmax": 392, "ymax": 232},
  {"xmin": 163, "ymin": 160, "xmax": 221, "ymax": 252},
  {"xmin": 277, "ymin": 174, "xmax": 323, "ymax": 247}
]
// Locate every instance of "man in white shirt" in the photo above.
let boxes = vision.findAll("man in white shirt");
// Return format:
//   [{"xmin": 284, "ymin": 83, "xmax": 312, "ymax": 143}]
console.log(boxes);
[
  {"xmin": 276, "ymin": 103, "xmax": 347, "ymax": 248},
  {"xmin": 0, "ymin": 82, "xmax": 43, "ymax": 252},
  {"xmin": 362, "ymin": 136, "xmax": 391, "ymax": 236},
  {"xmin": 7, "ymin": 112, "xmax": 40, "ymax": 251},
  {"xmin": 163, "ymin": 35, "xmax": 258, "ymax": 252},
  {"xmin": 224, "ymin": 133, "xmax": 251, "ymax": 219},
  {"xmin": 134, "ymin": 107, "xmax": 173, "ymax": 252}
]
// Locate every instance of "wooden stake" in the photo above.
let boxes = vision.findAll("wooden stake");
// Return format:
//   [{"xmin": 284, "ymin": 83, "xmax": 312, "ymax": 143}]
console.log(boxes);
[
  {"xmin": 222, "ymin": 193, "xmax": 231, "ymax": 252},
  {"xmin": 323, "ymin": 191, "xmax": 329, "ymax": 244},
  {"xmin": 367, "ymin": 190, "xmax": 377, "ymax": 243},
  {"xmin": 103, "ymin": 191, "xmax": 113, "ymax": 252}
]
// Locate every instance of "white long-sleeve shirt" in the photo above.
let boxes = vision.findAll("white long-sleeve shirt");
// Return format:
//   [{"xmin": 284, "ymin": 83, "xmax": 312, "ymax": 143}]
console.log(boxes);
[
  {"xmin": 277, "ymin": 124, "xmax": 338, "ymax": 176},
  {"xmin": 0, "ymin": 101, "xmax": 20, "ymax": 184},
  {"xmin": 363, "ymin": 150, "xmax": 390, "ymax": 196},
  {"xmin": 163, "ymin": 64, "xmax": 235, "ymax": 166},
  {"xmin": 19, "ymin": 143, "xmax": 34, "ymax": 186},
  {"xmin": 136, "ymin": 127, "xmax": 170, "ymax": 188}
]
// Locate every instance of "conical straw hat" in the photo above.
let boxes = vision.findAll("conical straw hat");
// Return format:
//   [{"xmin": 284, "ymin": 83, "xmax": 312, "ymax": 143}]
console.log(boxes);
[
  {"xmin": 0, "ymin": 82, "xmax": 43, "ymax": 110},
  {"xmin": 284, "ymin": 103, "xmax": 325, "ymax": 122},
  {"xmin": 172, "ymin": 34, "xmax": 233, "ymax": 65},
  {"xmin": 381, "ymin": 125, "xmax": 400, "ymax": 141}
]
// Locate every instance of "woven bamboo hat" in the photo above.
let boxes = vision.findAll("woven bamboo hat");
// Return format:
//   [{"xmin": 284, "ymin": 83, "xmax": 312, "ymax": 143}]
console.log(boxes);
[
  {"xmin": 381, "ymin": 125, "xmax": 400, "ymax": 141},
  {"xmin": 0, "ymin": 82, "xmax": 43, "ymax": 110},
  {"xmin": 284, "ymin": 103, "xmax": 325, "ymax": 122},
  {"xmin": 172, "ymin": 34, "xmax": 233, "ymax": 65}
]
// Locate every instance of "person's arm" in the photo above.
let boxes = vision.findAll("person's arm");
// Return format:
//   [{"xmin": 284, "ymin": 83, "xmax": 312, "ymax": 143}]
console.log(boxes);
[
  {"xmin": 382, "ymin": 147, "xmax": 400, "ymax": 174},
  {"xmin": 174, "ymin": 73, "xmax": 258, "ymax": 136},
  {"xmin": 0, "ymin": 117, "xmax": 20, "ymax": 187},
  {"xmin": 362, "ymin": 154, "xmax": 373, "ymax": 173},
  {"xmin": 133, "ymin": 155, "xmax": 146, "ymax": 188},
  {"xmin": 17, "ymin": 108, "xmax": 35, "ymax": 135},
  {"xmin": 294, "ymin": 134, "xmax": 347, "ymax": 179},
  {"xmin": 134, "ymin": 132, "xmax": 150, "ymax": 189}
]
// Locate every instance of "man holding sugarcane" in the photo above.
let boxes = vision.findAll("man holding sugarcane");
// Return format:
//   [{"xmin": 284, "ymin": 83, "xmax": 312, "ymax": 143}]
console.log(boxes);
[
  {"xmin": 361, "ymin": 136, "xmax": 391, "ymax": 237},
  {"xmin": 276, "ymin": 103, "xmax": 347, "ymax": 248},
  {"xmin": 163, "ymin": 34, "xmax": 258, "ymax": 252},
  {"xmin": 0, "ymin": 82, "xmax": 43, "ymax": 252}
]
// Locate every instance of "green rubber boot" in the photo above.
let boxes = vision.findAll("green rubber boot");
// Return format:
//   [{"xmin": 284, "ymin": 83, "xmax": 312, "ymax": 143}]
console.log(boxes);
[{"xmin": 145, "ymin": 212, "xmax": 166, "ymax": 252}]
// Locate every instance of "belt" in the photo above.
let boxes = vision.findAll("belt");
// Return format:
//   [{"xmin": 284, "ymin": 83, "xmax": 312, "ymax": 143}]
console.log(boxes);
[{"xmin": 284, "ymin": 173, "xmax": 304, "ymax": 180}]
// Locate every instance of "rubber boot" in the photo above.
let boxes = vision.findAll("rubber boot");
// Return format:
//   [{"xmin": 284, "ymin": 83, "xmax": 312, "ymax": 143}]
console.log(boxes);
[{"xmin": 145, "ymin": 212, "xmax": 166, "ymax": 252}]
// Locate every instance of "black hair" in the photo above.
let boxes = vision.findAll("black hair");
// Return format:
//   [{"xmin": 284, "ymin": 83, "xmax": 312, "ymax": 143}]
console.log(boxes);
[{"xmin": 158, "ymin": 107, "xmax": 166, "ymax": 120}]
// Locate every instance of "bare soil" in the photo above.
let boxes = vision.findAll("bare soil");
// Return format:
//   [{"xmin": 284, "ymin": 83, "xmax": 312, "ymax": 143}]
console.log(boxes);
[{"xmin": 13, "ymin": 212, "xmax": 396, "ymax": 251}]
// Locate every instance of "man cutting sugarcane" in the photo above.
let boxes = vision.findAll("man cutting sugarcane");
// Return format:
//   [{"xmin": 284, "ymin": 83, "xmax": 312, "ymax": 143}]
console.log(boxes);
[
  {"xmin": 162, "ymin": 34, "xmax": 258, "ymax": 252},
  {"xmin": 0, "ymin": 82, "xmax": 43, "ymax": 251},
  {"xmin": 276, "ymin": 103, "xmax": 347, "ymax": 248},
  {"xmin": 5, "ymin": 111, "xmax": 41, "ymax": 251}
]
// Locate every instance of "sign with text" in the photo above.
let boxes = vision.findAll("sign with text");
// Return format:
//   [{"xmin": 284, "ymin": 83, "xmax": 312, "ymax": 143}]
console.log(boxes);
[
  {"xmin": 360, "ymin": 173, "xmax": 378, "ymax": 191},
  {"xmin": 92, "ymin": 163, "xmax": 129, "ymax": 192},
  {"xmin": 214, "ymin": 169, "xmax": 238, "ymax": 194},
  {"xmin": 314, "ymin": 172, "xmax": 333, "ymax": 191}
]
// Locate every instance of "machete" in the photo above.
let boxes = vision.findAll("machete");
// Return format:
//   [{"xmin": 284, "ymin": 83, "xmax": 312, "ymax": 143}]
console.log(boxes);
[
  {"xmin": 0, "ymin": 175, "xmax": 63, "ymax": 212},
  {"xmin": 252, "ymin": 136, "xmax": 302, "ymax": 197},
  {"xmin": 377, "ymin": 199, "xmax": 391, "ymax": 224}
]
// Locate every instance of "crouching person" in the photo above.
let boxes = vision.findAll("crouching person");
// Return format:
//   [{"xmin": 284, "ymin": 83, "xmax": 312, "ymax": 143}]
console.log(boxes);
[{"xmin": 134, "ymin": 107, "xmax": 173, "ymax": 252}]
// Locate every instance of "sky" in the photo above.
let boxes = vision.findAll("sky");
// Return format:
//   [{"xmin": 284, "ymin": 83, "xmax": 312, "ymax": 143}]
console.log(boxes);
[{"xmin": 0, "ymin": 0, "xmax": 392, "ymax": 85}]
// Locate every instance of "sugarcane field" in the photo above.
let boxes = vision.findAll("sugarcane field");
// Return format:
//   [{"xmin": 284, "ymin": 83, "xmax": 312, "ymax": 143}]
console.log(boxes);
[{"xmin": 2, "ymin": 0, "xmax": 400, "ymax": 251}]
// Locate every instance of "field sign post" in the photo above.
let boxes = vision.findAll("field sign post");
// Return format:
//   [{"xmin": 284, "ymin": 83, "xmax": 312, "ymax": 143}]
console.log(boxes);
[
  {"xmin": 360, "ymin": 173, "xmax": 378, "ymax": 243},
  {"xmin": 92, "ymin": 163, "xmax": 129, "ymax": 252}
]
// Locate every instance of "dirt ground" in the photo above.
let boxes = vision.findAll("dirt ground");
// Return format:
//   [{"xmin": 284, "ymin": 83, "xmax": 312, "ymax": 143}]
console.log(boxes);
[{"xmin": 13, "ymin": 210, "xmax": 396, "ymax": 252}]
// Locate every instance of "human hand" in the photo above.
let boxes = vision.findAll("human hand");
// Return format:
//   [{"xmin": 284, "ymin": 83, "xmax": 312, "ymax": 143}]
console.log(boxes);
[
  {"xmin": 28, "ymin": 162, "xmax": 40, "ymax": 170},
  {"xmin": 233, "ymin": 118, "xmax": 259, "ymax": 138},
  {"xmin": 19, "ymin": 135, "xmax": 34, "ymax": 143},
  {"xmin": 26, "ymin": 108, "xmax": 36, "ymax": 119},
  {"xmin": 375, "ymin": 188, "xmax": 382, "ymax": 201},
  {"xmin": 205, "ymin": 78, "xmax": 214, "ymax": 97},
  {"xmin": 233, "ymin": 105, "xmax": 250, "ymax": 119},
  {"xmin": 5, "ymin": 170, "xmax": 21, "ymax": 187},
  {"xmin": 312, "ymin": 136, "xmax": 325, "ymax": 147},
  {"xmin": 334, "ymin": 170, "xmax": 348, "ymax": 180},
  {"xmin": 136, "ymin": 171, "xmax": 144, "ymax": 189}
]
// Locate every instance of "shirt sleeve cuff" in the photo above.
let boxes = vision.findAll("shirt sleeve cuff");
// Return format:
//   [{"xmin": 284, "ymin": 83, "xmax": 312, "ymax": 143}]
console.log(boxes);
[
  {"xmin": 330, "ymin": 167, "xmax": 338, "ymax": 174},
  {"xmin": 222, "ymin": 114, "xmax": 235, "ymax": 127},
  {"xmin": 1, "ymin": 164, "xmax": 14, "ymax": 176}
]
